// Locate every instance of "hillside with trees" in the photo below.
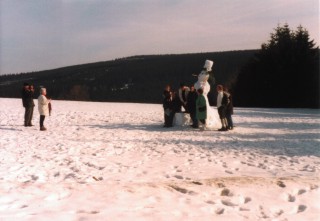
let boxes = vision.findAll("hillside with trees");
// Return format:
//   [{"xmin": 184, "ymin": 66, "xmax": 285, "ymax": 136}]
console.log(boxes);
[{"xmin": 0, "ymin": 50, "xmax": 256, "ymax": 105}]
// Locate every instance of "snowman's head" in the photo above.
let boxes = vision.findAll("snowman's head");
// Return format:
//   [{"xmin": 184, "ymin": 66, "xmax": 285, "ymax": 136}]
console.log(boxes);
[{"xmin": 198, "ymin": 71, "xmax": 209, "ymax": 82}]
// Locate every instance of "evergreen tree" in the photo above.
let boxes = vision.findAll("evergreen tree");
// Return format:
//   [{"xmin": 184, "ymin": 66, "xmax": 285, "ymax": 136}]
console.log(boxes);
[{"xmin": 234, "ymin": 24, "xmax": 319, "ymax": 108}]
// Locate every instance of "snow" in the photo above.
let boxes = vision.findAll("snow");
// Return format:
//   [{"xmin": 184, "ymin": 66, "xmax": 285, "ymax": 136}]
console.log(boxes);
[{"xmin": 0, "ymin": 98, "xmax": 319, "ymax": 221}]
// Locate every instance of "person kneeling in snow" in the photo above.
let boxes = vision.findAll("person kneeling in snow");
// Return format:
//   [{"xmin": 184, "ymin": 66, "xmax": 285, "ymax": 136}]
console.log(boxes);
[{"xmin": 38, "ymin": 88, "xmax": 51, "ymax": 131}]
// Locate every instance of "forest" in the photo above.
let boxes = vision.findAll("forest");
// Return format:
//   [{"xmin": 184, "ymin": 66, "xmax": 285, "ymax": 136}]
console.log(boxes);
[
  {"xmin": 234, "ymin": 24, "xmax": 319, "ymax": 108},
  {"xmin": 0, "ymin": 50, "xmax": 256, "ymax": 105}
]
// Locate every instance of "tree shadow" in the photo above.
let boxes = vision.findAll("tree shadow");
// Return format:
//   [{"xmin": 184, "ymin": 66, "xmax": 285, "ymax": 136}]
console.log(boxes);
[
  {"xmin": 83, "ymin": 123, "xmax": 190, "ymax": 132},
  {"xmin": 80, "ymin": 122, "xmax": 320, "ymax": 157},
  {"xmin": 0, "ymin": 126, "xmax": 23, "ymax": 131},
  {"xmin": 236, "ymin": 108, "xmax": 320, "ymax": 119},
  {"xmin": 239, "ymin": 121, "xmax": 319, "ymax": 130}
]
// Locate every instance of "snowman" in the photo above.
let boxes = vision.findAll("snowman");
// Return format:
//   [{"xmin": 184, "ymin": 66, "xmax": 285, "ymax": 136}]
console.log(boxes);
[{"xmin": 194, "ymin": 60, "xmax": 221, "ymax": 129}]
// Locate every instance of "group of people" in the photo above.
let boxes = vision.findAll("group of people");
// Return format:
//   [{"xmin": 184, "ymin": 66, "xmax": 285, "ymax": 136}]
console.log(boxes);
[
  {"xmin": 163, "ymin": 83, "xmax": 200, "ymax": 128},
  {"xmin": 162, "ymin": 83, "xmax": 234, "ymax": 131},
  {"xmin": 162, "ymin": 60, "xmax": 234, "ymax": 131},
  {"xmin": 21, "ymin": 83, "xmax": 51, "ymax": 131},
  {"xmin": 21, "ymin": 60, "xmax": 232, "ymax": 132}
]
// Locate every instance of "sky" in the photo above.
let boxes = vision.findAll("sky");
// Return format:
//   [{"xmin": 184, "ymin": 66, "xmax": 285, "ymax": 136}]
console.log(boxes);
[{"xmin": 0, "ymin": 0, "xmax": 319, "ymax": 75}]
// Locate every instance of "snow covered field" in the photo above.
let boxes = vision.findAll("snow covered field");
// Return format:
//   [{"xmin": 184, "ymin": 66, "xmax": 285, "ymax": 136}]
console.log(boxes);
[{"xmin": 0, "ymin": 98, "xmax": 319, "ymax": 221}]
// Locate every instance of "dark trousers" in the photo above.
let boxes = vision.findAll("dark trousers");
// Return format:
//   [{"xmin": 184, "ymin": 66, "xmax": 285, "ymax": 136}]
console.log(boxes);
[
  {"xmin": 218, "ymin": 106, "xmax": 227, "ymax": 119},
  {"xmin": 24, "ymin": 106, "xmax": 34, "ymax": 126},
  {"xmin": 199, "ymin": 119, "xmax": 206, "ymax": 125},
  {"xmin": 190, "ymin": 111, "xmax": 198, "ymax": 127},
  {"xmin": 40, "ymin": 115, "xmax": 45, "ymax": 127},
  {"xmin": 226, "ymin": 114, "xmax": 233, "ymax": 128},
  {"xmin": 164, "ymin": 111, "xmax": 174, "ymax": 127}
]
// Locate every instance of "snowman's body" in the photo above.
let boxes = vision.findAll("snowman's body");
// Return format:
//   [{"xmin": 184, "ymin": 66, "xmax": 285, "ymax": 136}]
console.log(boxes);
[{"xmin": 194, "ymin": 61, "xmax": 221, "ymax": 129}]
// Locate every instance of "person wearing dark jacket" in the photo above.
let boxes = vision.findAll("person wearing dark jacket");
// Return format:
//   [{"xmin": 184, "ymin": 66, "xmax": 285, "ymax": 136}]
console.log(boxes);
[
  {"xmin": 21, "ymin": 83, "xmax": 35, "ymax": 127},
  {"xmin": 187, "ymin": 85, "xmax": 198, "ymax": 128},
  {"xmin": 171, "ymin": 91, "xmax": 182, "ymax": 113},
  {"xmin": 162, "ymin": 85, "xmax": 171, "ymax": 125},
  {"xmin": 216, "ymin": 85, "xmax": 228, "ymax": 131},
  {"xmin": 163, "ymin": 90, "xmax": 174, "ymax": 127},
  {"xmin": 224, "ymin": 87, "xmax": 234, "ymax": 130}
]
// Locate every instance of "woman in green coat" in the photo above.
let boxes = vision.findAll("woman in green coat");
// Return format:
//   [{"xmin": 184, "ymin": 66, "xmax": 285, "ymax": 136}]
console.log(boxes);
[{"xmin": 196, "ymin": 88, "xmax": 207, "ymax": 129}]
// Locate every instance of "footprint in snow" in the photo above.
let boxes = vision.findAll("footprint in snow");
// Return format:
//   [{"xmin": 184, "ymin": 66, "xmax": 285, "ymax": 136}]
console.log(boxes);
[
  {"xmin": 283, "ymin": 193, "xmax": 295, "ymax": 202},
  {"xmin": 295, "ymin": 189, "xmax": 306, "ymax": 195},
  {"xmin": 221, "ymin": 199, "xmax": 238, "ymax": 207},
  {"xmin": 296, "ymin": 205, "xmax": 307, "ymax": 213},
  {"xmin": 220, "ymin": 188, "xmax": 231, "ymax": 196},
  {"xmin": 191, "ymin": 181, "xmax": 203, "ymax": 185},
  {"xmin": 174, "ymin": 175, "xmax": 183, "ymax": 180},
  {"xmin": 215, "ymin": 208, "xmax": 224, "ymax": 215},
  {"xmin": 205, "ymin": 200, "xmax": 215, "ymax": 204},
  {"xmin": 276, "ymin": 180, "xmax": 286, "ymax": 188},
  {"xmin": 169, "ymin": 185, "xmax": 198, "ymax": 196},
  {"xmin": 239, "ymin": 196, "xmax": 251, "ymax": 204}
]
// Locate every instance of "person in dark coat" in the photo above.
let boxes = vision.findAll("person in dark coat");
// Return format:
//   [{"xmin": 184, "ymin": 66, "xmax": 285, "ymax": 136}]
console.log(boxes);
[
  {"xmin": 162, "ymin": 85, "xmax": 172, "ymax": 125},
  {"xmin": 21, "ymin": 83, "xmax": 35, "ymax": 127},
  {"xmin": 186, "ymin": 85, "xmax": 198, "ymax": 128},
  {"xmin": 163, "ymin": 85, "xmax": 171, "ymax": 98},
  {"xmin": 163, "ymin": 90, "xmax": 174, "ymax": 127},
  {"xmin": 28, "ymin": 84, "xmax": 35, "ymax": 124},
  {"xmin": 224, "ymin": 87, "xmax": 234, "ymax": 130},
  {"xmin": 171, "ymin": 91, "xmax": 182, "ymax": 113},
  {"xmin": 216, "ymin": 85, "xmax": 228, "ymax": 131}
]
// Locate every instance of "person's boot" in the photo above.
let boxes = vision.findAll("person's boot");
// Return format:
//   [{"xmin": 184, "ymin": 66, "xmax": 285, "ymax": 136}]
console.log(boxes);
[
  {"xmin": 219, "ymin": 119, "xmax": 225, "ymax": 131},
  {"xmin": 40, "ymin": 126, "xmax": 47, "ymax": 131},
  {"xmin": 223, "ymin": 118, "xmax": 229, "ymax": 129},
  {"xmin": 218, "ymin": 118, "xmax": 229, "ymax": 131}
]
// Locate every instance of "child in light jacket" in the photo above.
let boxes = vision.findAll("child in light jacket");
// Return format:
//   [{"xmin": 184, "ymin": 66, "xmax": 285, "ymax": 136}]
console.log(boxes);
[{"xmin": 38, "ymin": 88, "xmax": 51, "ymax": 131}]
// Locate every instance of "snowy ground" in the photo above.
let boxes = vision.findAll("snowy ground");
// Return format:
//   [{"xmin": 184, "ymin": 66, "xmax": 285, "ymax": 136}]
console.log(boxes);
[{"xmin": 0, "ymin": 98, "xmax": 319, "ymax": 221}]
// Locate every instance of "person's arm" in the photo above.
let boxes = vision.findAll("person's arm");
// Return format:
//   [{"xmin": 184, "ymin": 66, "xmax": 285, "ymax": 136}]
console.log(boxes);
[
  {"xmin": 178, "ymin": 89, "xmax": 184, "ymax": 103},
  {"xmin": 217, "ymin": 93, "xmax": 222, "ymax": 108}
]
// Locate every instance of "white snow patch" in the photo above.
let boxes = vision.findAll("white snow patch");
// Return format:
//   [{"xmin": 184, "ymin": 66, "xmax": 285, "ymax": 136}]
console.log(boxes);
[{"xmin": 0, "ymin": 98, "xmax": 319, "ymax": 220}]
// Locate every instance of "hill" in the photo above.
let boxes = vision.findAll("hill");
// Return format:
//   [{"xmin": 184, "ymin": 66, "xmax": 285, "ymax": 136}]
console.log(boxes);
[{"xmin": 0, "ymin": 50, "xmax": 257, "ymax": 105}]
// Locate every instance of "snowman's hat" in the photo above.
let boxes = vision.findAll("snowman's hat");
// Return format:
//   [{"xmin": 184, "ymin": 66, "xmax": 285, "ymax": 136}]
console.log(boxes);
[{"xmin": 203, "ymin": 60, "xmax": 214, "ymax": 71}]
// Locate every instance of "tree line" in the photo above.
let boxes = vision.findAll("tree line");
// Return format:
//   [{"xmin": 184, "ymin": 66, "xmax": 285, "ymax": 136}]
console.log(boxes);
[{"xmin": 0, "ymin": 50, "xmax": 256, "ymax": 105}]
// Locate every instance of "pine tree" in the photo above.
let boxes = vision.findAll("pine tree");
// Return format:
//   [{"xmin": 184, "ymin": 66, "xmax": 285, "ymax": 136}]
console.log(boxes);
[{"xmin": 234, "ymin": 24, "xmax": 319, "ymax": 108}]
